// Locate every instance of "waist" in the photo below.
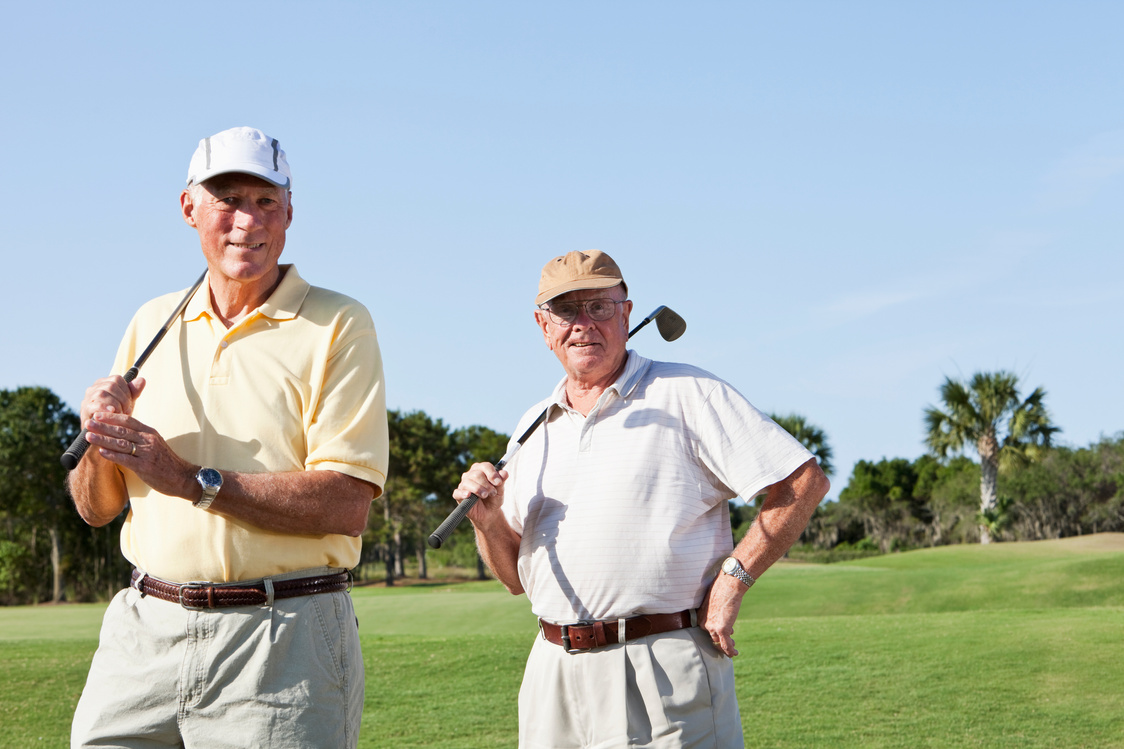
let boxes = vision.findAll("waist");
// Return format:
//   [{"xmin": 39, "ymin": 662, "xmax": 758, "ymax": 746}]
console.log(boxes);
[
  {"xmin": 539, "ymin": 610, "xmax": 697, "ymax": 653},
  {"xmin": 131, "ymin": 568, "xmax": 350, "ymax": 610}
]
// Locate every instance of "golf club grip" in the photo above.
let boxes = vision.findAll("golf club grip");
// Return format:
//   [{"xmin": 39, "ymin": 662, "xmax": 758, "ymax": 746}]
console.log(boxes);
[
  {"xmin": 428, "ymin": 493, "xmax": 479, "ymax": 549},
  {"xmin": 61, "ymin": 433, "xmax": 91, "ymax": 470}
]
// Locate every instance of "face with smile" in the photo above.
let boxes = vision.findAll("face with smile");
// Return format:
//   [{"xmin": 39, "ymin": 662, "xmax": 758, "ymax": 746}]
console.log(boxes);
[
  {"xmin": 536, "ymin": 285, "xmax": 632, "ymax": 389},
  {"xmin": 180, "ymin": 173, "xmax": 292, "ymax": 298}
]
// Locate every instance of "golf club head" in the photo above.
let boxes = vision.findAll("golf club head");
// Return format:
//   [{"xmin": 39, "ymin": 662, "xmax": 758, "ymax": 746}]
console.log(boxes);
[{"xmin": 653, "ymin": 306, "xmax": 686, "ymax": 341}]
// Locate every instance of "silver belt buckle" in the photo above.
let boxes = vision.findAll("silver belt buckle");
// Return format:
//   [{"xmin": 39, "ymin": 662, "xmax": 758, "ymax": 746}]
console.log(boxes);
[{"xmin": 178, "ymin": 582, "xmax": 212, "ymax": 610}]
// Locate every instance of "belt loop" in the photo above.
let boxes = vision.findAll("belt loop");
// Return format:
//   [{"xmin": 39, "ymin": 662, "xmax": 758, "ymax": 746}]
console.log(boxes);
[
  {"xmin": 263, "ymin": 578, "xmax": 275, "ymax": 607},
  {"xmin": 618, "ymin": 618, "xmax": 626, "ymax": 644},
  {"xmin": 689, "ymin": 609, "xmax": 698, "ymax": 627},
  {"xmin": 133, "ymin": 571, "xmax": 148, "ymax": 597}
]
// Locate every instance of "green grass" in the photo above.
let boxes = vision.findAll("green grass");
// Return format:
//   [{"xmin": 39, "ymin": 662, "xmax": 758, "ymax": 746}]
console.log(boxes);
[{"xmin": 2, "ymin": 535, "xmax": 1123, "ymax": 748}]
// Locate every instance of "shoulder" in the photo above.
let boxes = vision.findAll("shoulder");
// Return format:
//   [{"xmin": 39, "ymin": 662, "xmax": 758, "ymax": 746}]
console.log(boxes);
[
  {"xmin": 300, "ymin": 283, "xmax": 377, "ymax": 332},
  {"xmin": 638, "ymin": 358, "xmax": 739, "ymax": 400}
]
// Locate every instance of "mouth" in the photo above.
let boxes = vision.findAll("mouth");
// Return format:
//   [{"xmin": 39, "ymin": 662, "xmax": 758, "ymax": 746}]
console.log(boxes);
[{"xmin": 229, "ymin": 242, "xmax": 265, "ymax": 250}]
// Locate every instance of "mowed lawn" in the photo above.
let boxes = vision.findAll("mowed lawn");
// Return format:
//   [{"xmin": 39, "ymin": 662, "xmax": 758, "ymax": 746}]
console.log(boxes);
[{"xmin": 3, "ymin": 535, "xmax": 1123, "ymax": 748}]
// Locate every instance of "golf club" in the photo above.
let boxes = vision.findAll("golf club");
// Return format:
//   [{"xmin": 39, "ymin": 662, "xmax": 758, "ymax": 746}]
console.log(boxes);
[
  {"xmin": 61, "ymin": 269, "xmax": 208, "ymax": 470},
  {"xmin": 427, "ymin": 305, "xmax": 686, "ymax": 548}
]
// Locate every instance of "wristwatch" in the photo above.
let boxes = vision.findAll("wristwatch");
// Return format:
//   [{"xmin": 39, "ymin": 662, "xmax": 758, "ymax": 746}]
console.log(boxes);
[
  {"xmin": 193, "ymin": 467, "xmax": 223, "ymax": 510},
  {"xmin": 721, "ymin": 556, "xmax": 755, "ymax": 588}
]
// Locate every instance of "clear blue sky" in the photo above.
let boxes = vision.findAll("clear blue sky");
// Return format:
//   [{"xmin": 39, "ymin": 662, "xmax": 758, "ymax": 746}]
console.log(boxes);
[{"xmin": 3, "ymin": 2, "xmax": 1121, "ymax": 494}]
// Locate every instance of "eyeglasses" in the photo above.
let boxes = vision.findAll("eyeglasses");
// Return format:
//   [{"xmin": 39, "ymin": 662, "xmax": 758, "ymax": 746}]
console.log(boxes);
[{"xmin": 539, "ymin": 298, "xmax": 627, "ymax": 326}]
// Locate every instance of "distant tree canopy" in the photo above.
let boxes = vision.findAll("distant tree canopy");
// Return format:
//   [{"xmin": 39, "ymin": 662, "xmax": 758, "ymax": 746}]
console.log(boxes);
[
  {"xmin": 0, "ymin": 387, "xmax": 126, "ymax": 604},
  {"xmin": 925, "ymin": 371, "xmax": 1059, "ymax": 543},
  {"xmin": 359, "ymin": 409, "xmax": 510, "ymax": 585},
  {"xmin": 1, "ymin": 373, "xmax": 1118, "ymax": 604}
]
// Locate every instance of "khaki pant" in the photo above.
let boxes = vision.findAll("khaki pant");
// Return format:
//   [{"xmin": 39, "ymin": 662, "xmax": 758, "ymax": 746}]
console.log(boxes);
[
  {"xmin": 72, "ymin": 569, "xmax": 363, "ymax": 749},
  {"xmin": 518, "ymin": 625, "xmax": 744, "ymax": 749}
]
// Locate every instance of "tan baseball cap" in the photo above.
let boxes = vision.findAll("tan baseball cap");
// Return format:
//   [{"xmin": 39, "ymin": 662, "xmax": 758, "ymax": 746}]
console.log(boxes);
[{"xmin": 536, "ymin": 250, "xmax": 628, "ymax": 306}]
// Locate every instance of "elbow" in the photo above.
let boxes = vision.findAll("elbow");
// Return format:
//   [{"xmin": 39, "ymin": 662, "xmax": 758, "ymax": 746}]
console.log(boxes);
[
  {"xmin": 77, "ymin": 503, "xmax": 120, "ymax": 529},
  {"xmin": 815, "ymin": 468, "xmax": 831, "ymax": 502},
  {"xmin": 342, "ymin": 506, "xmax": 370, "ymax": 537},
  {"xmin": 339, "ymin": 481, "xmax": 377, "ymax": 537}
]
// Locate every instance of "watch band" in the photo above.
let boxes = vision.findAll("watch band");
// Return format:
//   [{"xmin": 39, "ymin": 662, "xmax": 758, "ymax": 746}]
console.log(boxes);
[
  {"xmin": 722, "ymin": 556, "xmax": 756, "ymax": 588},
  {"xmin": 194, "ymin": 467, "xmax": 222, "ymax": 510}
]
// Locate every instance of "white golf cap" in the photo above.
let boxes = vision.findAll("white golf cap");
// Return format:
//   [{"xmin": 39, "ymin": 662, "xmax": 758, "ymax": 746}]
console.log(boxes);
[{"xmin": 186, "ymin": 126, "xmax": 291, "ymax": 188}]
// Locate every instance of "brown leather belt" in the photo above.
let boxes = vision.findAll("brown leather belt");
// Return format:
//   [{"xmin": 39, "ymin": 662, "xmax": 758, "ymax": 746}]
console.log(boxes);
[
  {"xmin": 539, "ymin": 610, "xmax": 696, "ymax": 653},
  {"xmin": 130, "ymin": 569, "xmax": 349, "ymax": 610}
]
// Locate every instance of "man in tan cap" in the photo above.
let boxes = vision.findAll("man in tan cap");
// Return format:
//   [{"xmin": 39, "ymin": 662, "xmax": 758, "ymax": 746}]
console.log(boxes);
[
  {"xmin": 68, "ymin": 127, "xmax": 388, "ymax": 748},
  {"xmin": 454, "ymin": 249, "xmax": 830, "ymax": 748}
]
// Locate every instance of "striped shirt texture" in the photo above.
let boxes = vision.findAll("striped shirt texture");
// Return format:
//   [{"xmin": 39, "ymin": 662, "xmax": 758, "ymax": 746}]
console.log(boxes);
[{"xmin": 503, "ymin": 351, "xmax": 813, "ymax": 623}]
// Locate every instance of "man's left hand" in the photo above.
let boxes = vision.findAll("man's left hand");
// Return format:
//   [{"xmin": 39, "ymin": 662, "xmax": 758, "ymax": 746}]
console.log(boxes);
[
  {"xmin": 85, "ymin": 410, "xmax": 195, "ymax": 500},
  {"xmin": 698, "ymin": 573, "xmax": 747, "ymax": 658}
]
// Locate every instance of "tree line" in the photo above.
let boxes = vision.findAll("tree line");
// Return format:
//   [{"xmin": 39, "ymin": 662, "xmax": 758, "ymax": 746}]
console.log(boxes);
[
  {"xmin": 1, "ymin": 370, "xmax": 1120, "ymax": 605},
  {"xmin": 0, "ymin": 387, "xmax": 507, "ymax": 605}
]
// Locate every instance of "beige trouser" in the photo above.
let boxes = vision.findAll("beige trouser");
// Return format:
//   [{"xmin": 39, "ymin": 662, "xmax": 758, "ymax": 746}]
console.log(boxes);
[
  {"xmin": 518, "ymin": 625, "xmax": 744, "ymax": 749},
  {"xmin": 71, "ymin": 568, "xmax": 363, "ymax": 749}
]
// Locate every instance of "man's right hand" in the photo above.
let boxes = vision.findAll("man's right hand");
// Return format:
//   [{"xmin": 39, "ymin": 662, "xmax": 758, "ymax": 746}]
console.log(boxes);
[
  {"xmin": 80, "ymin": 375, "xmax": 145, "ymax": 425},
  {"xmin": 452, "ymin": 462, "xmax": 523, "ymax": 594},
  {"xmin": 69, "ymin": 375, "xmax": 148, "ymax": 527},
  {"xmin": 453, "ymin": 462, "xmax": 509, "ymax": 527}
]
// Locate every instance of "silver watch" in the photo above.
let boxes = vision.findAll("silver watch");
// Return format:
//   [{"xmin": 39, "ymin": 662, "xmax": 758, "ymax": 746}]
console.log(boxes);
[
  {"xmin": 194, "ymin": 467, "xmax": 222, "ymax": 510},
  {"xmin": 721, "ymin": 556, "xmax": 755, "ymax": 588}
]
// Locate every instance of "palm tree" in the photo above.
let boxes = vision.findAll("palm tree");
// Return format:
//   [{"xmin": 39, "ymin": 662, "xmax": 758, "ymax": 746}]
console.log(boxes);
[
  {"xmin": 924, "ymin": 371, "xmax": 1059, "ymax": 544},
  {"xmin": 770, "ymin": 413, "xmax": 834, "ymax": 477}
]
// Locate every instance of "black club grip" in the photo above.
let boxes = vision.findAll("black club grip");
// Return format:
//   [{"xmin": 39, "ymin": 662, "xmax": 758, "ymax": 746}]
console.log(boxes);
[
  {"xmin": 61, "ymin": 433, "xmax": 92, "ymax": 470},
  {"xmin": 427, "ymin": 493, "xmax": 480, "ymax": 549}
]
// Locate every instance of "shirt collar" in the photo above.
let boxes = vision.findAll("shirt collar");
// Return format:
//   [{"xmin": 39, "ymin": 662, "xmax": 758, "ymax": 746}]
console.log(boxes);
[
  {"xmin": 182, "ymin": 264, "xmax": 309, "ymax": 323},
  {"xmin": 547, "ymin": 349, "xmax": 653, "ymax": 413}
]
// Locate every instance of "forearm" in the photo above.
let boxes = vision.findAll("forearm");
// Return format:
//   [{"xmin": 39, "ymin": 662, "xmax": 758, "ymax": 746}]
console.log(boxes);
[
  {"xmin": 67, "ymin": 453, "xmax": 129, "ymax": 527},
  {"xmin": 734, "ymin": 458, "xmax": 829, "ymax": 578},
  {"xmin": 204, "ymin": 469, "xmax": 376, "ymax": 537},
  {"xmin": 472, "ymin": 516, "xmax": 524, "ymax": 594}
]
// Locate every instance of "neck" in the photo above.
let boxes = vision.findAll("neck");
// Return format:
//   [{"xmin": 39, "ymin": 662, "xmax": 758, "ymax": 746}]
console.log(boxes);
[
  {"xmin": 208, "ymin": 266, "xmax": 284, "ymax": 328},
  {"xmin": 564, "ymin": 355, "xmax": 629, "ymax": 416}
]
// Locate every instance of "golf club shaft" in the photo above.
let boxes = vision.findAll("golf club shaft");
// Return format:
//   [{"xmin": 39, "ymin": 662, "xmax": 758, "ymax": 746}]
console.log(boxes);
[
  {"xmin": 61, "ymin": 270, "xmax": 207, "ymax": 470},
  {"xmin": 426, "ymin": 306, "xmax": 680, "ymax": 548}
]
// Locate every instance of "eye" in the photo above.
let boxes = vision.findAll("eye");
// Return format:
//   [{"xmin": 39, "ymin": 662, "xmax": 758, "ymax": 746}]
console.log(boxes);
[
  {"xmin": 553, "ymin": 303, "xmax": 579, "ymax": 320},
  {"xmin": 588, "ymin": 300, "xmax": 611, "ymax": 315}
]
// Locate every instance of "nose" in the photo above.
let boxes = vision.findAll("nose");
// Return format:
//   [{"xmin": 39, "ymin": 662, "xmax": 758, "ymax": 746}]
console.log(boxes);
[{"xmin": 233, "ymin": 204, "xmax": 264, "ymax": 231}]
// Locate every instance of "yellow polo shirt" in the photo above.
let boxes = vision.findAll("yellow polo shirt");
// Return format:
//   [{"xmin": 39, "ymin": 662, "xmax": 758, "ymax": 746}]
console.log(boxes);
[{"xmin": 113, "ymin": 265, "xmax": 388, "ymax": 582}]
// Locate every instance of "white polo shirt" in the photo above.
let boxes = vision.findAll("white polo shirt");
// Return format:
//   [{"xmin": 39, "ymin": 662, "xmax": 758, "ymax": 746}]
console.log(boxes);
[{"xmin": 502, "ymin": 351, "xmax": 813, "ymax": 623}]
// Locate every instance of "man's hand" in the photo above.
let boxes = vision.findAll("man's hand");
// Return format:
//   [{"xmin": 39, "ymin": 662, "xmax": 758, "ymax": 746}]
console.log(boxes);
[
  {"xmin": 84, "ymin": 409, "xmax": 196, "ymax": 500},
  {"xmin": 80, "ymin": 374, "xmax": 145, "ymax": 424},
  {"xmin": 697, "ymin": 458, "xmax": 830, "ymax": 659},
  {"xmin": 453, "ymin": 462, "xmax": 509, "ymax": 528},
  {"xmin": 698, "ymin": 573, "xmax": 746, "ymax": 658},
  {"xmin": 453, "ymin": 462, "xmax": 523, "ymax": 594}
]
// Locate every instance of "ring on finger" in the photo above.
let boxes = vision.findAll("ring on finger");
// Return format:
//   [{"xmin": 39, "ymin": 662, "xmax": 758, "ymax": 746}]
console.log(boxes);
[{"xmin": 131, "ymin": 443, "xmax": 137, "ymax": 456}]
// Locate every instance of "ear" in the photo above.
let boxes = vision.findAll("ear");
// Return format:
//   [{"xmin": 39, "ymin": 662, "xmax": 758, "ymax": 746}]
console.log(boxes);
[
  {"xmin": 284, "ymin": 191, "xmax": 293, "ymax": 229},
  {"xmin": 180, "ymin": 189, "xmax": 198, "ymax": 228},
  {"xmin": 534, "ymin": 310, "xmax": 554, "ymax": 350}
]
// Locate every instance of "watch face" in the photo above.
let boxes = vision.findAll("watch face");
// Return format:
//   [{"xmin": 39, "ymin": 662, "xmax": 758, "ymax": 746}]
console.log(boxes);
[
  {"xmin": 722, "ymin": 557, "xmax": 738, "ymax": 574},
  {"xmin": 199, "ymin": 468, "xmax": 222, "ymax": 489}
]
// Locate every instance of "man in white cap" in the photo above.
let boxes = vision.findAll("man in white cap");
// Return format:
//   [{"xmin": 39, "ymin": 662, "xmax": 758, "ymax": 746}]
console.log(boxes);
[
  {"xmin": 454, "ymin": 250, "xmax": 829, "ymax": 748},
  {"xmin": 69, "ymin": 127, "xmax": 388, "ymax": 747}
]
